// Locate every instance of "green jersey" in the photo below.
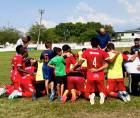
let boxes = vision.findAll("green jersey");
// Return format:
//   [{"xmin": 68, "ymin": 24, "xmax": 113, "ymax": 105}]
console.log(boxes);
[{"xmin": 49, "ymin": 56, "xmax": 66, "ymax": 76}]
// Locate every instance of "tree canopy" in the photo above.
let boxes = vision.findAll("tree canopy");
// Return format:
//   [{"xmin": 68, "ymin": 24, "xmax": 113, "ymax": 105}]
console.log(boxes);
[{"xmin": 0, "ymin": 22, "xmax": 114, "ymax": 45}]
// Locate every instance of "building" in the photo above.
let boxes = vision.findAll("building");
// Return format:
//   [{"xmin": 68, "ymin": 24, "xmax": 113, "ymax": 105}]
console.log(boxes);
[{"xmin": 116, "ymin": 29, "xmax": 140, "ymax": 42}]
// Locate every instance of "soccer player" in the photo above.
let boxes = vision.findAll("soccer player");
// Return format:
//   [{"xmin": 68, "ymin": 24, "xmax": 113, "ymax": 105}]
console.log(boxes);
[
  {"xmin": 16, "ymin": 35, "xmax": 31, "ymax": 58},
  {"xmin": 48, "ymin": 47, "xmax": 67, "ymax": 101},
  {"xmin": 61, "ymin": 69, "xmax": 85, "ymax": 103},
  {"xmin": 73, "ymin": 37, "xmax": 110, "ymax": 105},
  {"xmin": 40, "ymin": 41, "xmax": 55, "ymax": 100},
  {"xmin": 130, "ymin": 38, "xmax": 140, "ymax": 54},
  {"xmin": 0, "ymin": 45, "xmax": 34, "ymax": 98},
  {"xmin": 106, "ymin": 43, "xmax": 138, "ymax": 102},
  {"xmin": 124, "ymin": 52, "xmax": 140, "ymax": 95},
  {"xmin": 61, "ymin": 45, "xmax": 81, "ymax": 103},
  {"xmin": 8, "ymin": 58, "xmax": 37, "ymax": 100},
  {"xmin": 62, "ymin": 44, "xmax": 77, "ymax": 74}
]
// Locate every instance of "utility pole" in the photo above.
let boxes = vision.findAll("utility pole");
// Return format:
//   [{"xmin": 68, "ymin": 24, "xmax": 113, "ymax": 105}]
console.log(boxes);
[{"xmin": 37, "ymin": 9, "xmax": 45, "ymax": 49}]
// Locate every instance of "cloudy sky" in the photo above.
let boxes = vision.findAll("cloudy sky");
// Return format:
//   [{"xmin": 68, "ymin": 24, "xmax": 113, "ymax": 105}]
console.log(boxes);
[{"xmin": 0, "ymin": 0, "xmax": 140, "ymax": 32}]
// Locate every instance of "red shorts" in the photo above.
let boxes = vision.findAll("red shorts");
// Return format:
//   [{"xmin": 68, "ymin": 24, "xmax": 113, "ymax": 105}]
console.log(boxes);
[
  {"xmin": 87, "ymin": 71, "xmax": 105, "ymax": 81},
  {"xmin": 107, "ymin": 79, "xmax": 126, "ymax": 93},
  {"xmin": 67, "ymin": 76, "xmax": 85, "ymax": 93},
  {"xmin": 84, "ymin": 79, "xmax": 107, "ymax": 99}
]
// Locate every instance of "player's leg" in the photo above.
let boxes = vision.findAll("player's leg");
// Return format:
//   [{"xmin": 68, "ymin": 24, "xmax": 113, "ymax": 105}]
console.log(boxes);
[
  {"xmin": 107, "ymin": 79, "xmax": 118, "ymax": 98},
  {"xmin": 62, "ymin": 76, "xmax": 73, "ymax": 103},
  {"xmin": 130, "ymin": 74, "xmax": 139, "ymax": 95},
  {"xmin": 96, "ymin": 80, "xmax": 107, "ymax": 104},
  {"xmin": 62, "ymin": 90, "xmax": 69, "ymax": 103},
  {"xmin": 60, "ymin": 83, "xmax": 64, "ymax": 97},
  {"xmin": 85, "ymin": 80, "xmax": 95, "ymax": 105},
  {"xmin": 117, "ymin": 79, "xmax": 130, "ymax": 102},
  {"xmin": 49, "ymin": 81, "xmax": 55, "ymax": 101}
]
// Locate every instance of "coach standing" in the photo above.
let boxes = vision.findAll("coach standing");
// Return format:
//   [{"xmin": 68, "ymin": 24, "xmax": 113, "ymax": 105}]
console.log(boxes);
[
  {"xmin": 16, "ymin": 35, "xmax": 31, "ymax": 57},
  {"xmin": 96, "ymin": 28, "xmax": 111, "ymax": 50}
]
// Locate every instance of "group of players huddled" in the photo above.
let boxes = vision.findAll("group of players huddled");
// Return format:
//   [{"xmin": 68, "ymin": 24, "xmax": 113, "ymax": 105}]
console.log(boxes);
[{"xmin": 0, "ymin": 36, "xmax": 140, "ymax": 105}]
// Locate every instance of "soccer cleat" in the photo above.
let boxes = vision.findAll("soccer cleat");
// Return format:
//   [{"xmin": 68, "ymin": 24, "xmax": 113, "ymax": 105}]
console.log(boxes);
[
  {"xmin": 61, "ymin": 96, "xmax": 67, "ymax": 104},
  {"xmin": 99, "ymin": 92, "xmax": 105, "ymax": 105},
  {"xmin": 0, "ymin": 88, "xmax": 6, "ymax": 96},
  {"xmin": 124, "ymin": 94, "xmax": 131, "ymax": 102},
  {"xmin": 49, "ymin": 90, "xmax": 55, "ymax": 101},
  {"xmin": 8, "ymin": 90, "xmax": 22, "ymax": 100},
  {"xmin": 32, "ymin": 92, "xmax": 37, "ymax": 101},
  {"xmin": 118, "ymin": 91, "xmax": 127, "ymax": 102},
  {"xmin": 89, "ymin": 93, "xmax": 95, "ymax": 105}
]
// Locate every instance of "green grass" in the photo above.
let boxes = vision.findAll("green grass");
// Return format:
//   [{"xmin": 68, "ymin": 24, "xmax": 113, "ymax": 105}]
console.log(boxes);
[{"xmin": 0, "ymin": 48, "xmax": 140, "ymax": 118}]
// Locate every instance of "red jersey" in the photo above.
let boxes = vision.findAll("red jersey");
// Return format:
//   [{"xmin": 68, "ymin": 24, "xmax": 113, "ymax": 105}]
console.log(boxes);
[
  {"xmin": 24, "ymin": 66, "xmax": 35, "ymax": 82},
  {"xmin": 11, "ymin": 54, "xmax": 23, "ymax": 71},
  {"xmin": 64, "ymin": 53, "xmax": 77, "ymax": 74},
  {"xmin": 82, "ymin": 48, "xmax": 109, "ymax": 69}
]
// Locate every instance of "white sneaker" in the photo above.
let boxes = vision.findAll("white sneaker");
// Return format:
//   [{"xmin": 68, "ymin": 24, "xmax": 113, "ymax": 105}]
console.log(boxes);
[
  {"xmin": 118, "ymin": 91, "xmax": 127, "ymax": 102},
  {"xmin": 125, "ymin": 94, "xmax": 131, "ymax": 102},
  {"xmin": 99, "ymin": 92, "xmax": 105, "ymax": 104},
  {"xmin": 89, "ymin": 93, "xmax": 95, "ymax": 105},
  {"xmin": 0, "ymin": 88, "xmax": 6, "ymax": 96}
]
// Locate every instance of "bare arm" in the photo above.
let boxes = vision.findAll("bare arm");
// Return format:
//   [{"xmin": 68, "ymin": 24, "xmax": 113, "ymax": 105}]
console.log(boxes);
[
  {"xmin": 18, "ymin": 66, "xmax": 34, "ymax": 75},
  {"xmin": 129, "ymin": 52, "xmax": 138, "ymax": 61},
  {"xmin": 89, "ymin": 63, "xmax": 108, "ymax": 72},
  {"xmin": 108, "ymin": 51, "xmax": 119, "ymax": 63},
  {"xmin": 72, "ymin": 59, "xmax": 85, "ymax": 70},
  {"xmin": 48, "ymin": 64, "xmax": 55, "ymax": 69}
]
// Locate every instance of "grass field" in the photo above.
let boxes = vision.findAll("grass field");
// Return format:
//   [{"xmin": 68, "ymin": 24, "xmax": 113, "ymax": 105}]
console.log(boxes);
[{"xmin": 0, "ymin": 48, "xmax": 140, "ymax": 118}]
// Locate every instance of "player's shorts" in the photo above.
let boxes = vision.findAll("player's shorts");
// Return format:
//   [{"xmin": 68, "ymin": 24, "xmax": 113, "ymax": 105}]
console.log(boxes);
[
  {"xmin": 42, "ymin": 65, "xmax": 54, "ymax": 81},
  {"xmin": 67, "ymin": 76, "xmax": 85, "ymax": 93},
  {"xmin": 55, "ymin": 76, "xmax": 67, "ymax": 84},
  {"xmin": 86, "ymin": 71, "xmax": 105, "ymax": 81},
  {"xmin": 107, "ymin": 79, "xmax": 126, "ymax": 93}
]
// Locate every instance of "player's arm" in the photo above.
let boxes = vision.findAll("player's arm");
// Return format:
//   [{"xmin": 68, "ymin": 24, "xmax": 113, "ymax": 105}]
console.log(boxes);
[
  {"xmin": 18, "ymin": 66, "xmax": 34, "ymax": 75},
  {"xmin": 72, "ymin": 59, "xmax": 85, "ymax": 70},
  {"xmin": 128, "ymin": 52, "xmax": 138, "ymax": 61},
  {"xmin": 89, "ymin": 62, "xmax": 108, "ymax": 72},
  {"xmin": 47, "ymin": 59, "xmax": 55, "ymax": 69},
  {"xmin": 108, "ymin": 51, "xmax": 119, "ymax": 63}
]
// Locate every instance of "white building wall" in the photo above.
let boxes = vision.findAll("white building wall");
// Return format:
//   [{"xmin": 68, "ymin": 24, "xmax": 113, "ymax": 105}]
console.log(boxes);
[{"xmin": 118, "ymin": 32, "xmax": 140, "ymax": 41}]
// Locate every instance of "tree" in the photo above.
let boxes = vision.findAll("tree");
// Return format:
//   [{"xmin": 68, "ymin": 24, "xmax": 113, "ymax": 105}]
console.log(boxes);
[
  {"xmin": 0, "ymin": 27, "xmax": 21, "ymax": 45},
  {"xmin": 27, "ymin": 23, "xmax": 48, "ymax": 43},
  {"xmin": 79, "ymin": 30, "xmax": 97, "ymax": 43}
]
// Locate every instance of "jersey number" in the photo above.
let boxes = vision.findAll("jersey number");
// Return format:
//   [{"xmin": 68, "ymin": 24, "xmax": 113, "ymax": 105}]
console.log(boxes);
[{"xmin": 93, "ymin": 57, "xmax": 96, "ymax": 67}]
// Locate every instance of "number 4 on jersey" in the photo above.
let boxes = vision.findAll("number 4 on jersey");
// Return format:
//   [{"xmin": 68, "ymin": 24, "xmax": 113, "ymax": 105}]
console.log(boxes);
[{"xmin": 93, "ymin": 57, "xmax": 96, "ymax": 67}]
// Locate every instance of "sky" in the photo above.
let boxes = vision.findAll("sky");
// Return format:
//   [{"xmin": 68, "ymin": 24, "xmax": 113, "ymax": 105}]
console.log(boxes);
[{"xmin": 0, "ymin": 0, "xmax": 140, "ymax": 32}]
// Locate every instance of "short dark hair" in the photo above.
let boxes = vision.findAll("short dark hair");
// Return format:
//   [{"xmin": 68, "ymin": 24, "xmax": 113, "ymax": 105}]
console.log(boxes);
[
  {"xmin": 82, "ymin": 48, "xmax": 86, "ymax": 52},
  {"xmin": 62, "ymin": 44, "xmax": 71, "ymax": 52},
  {"xmin": 134, "ymin": 38, "xmax": 140, "ymax": 42},
  {"xmin": 16, "ymin": 45, "xmax": 23, "ymax": 54},
  {"xmin": 106, "ymin": 43, "xmax": 115, "ymax": 51},
  {"xmin": 27, "ymin": 36, "xmax": 31, "ymax": 41},
  {"xmin": 45, "ymin": 41, "xmax": 52, "ymax": 49},
  {"xmin": 54, "ymin": 47, "xmax": 62, "ymax": 54},
  {"xmin": 90, "ymin": 37, "xmax": 99, "ymax": 48},
  {"xmin": 123, "ymin": 51, "xmax": 130, "ymax": 55}
]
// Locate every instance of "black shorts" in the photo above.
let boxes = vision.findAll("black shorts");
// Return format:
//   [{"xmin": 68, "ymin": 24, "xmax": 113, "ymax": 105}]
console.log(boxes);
[{"xmin": 55, "ymin": 76, "xmax": 67, "ymax": 84}]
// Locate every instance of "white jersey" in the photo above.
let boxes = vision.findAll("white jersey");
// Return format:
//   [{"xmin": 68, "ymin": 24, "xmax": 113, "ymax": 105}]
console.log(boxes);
[
  {"xmin": 124, "ymin": 57, "xmax": 140, "ymax": 74},
  {"xmin": 16, "ymin": 38, "xmax": 24, "ymax": 46}
]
